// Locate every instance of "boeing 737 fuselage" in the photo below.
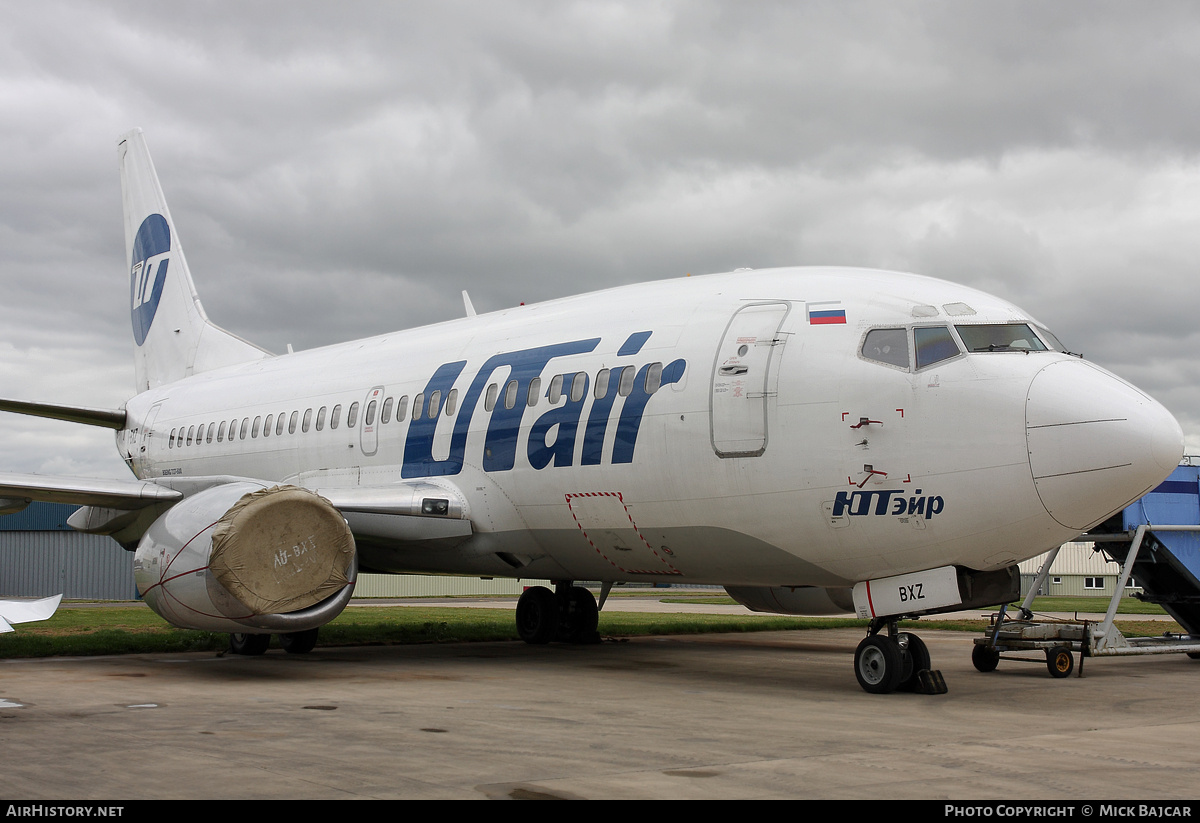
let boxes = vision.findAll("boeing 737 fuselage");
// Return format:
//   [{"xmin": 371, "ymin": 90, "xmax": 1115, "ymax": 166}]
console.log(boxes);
[{"xmin": 0, "ymin": 130, "xmax": 1184, "ymax": 693}]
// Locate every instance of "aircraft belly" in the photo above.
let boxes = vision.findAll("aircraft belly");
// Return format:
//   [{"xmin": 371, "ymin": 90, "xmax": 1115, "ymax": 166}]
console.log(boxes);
[{"xmin": 356, "ymin": 524, "xmax": 847, "ymax": 586}]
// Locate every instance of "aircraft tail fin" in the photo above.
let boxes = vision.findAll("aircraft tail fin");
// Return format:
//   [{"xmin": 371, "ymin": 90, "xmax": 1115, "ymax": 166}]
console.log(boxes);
[{"xmin": 118, "ymin": 129, "xmax": 270, "ymax": 392}]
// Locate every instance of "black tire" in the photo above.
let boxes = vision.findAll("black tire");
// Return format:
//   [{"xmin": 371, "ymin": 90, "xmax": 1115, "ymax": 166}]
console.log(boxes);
[
  {"xmin": 1047, "ymin": 646, "xmax": 1074, "ymax": 678},
  {"xmin": 279, "ymin": 628, "xmax": 319, "ymax": 654},
  {"xmin": 565, "ymin": 586, "xmax": 600, "ymax": 644},
  {"xmin": 896, "ymin": 632, "xmax": 930, "ymax": 692},
  {"xmin": 229, "ymin": 633, "xmax": 270, "ymax": 655},
  {"xmin": 972, "ymin": 643, "xmax": 1000, "ymax": 673},
  {"xmin": 854, "ymin": 635, "xmax": 903, "ymax": 694},
  {"xmin": 516, "ymin": 586, "xmax": 559, "ymax": 644}
]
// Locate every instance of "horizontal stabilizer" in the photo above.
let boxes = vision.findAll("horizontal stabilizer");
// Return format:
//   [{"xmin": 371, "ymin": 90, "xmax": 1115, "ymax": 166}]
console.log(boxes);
[
  {"xmin": 0, "ymin": 594, "xmax": 62, "ymax": 633},
  {"xmin": 0, "ymin": 398, "xmax": 125, "ymax": 430}
]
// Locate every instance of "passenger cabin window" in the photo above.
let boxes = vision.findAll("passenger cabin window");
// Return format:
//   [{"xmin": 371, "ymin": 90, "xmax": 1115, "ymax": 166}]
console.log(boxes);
[
  {"xmin": 316, "ymin": 406, "xmax": 326, "ymax": 431},
  {"xmin": 289, "ymin": 410, "xmax": 299, "ymax": 433},
  {"xmin": 504, "ymin": 380, "xmax": 518, "ymax": 410},
  {"xmin": 381, "ymin": 397, "xmax": 393, "ymax": 424},
  {"xmin": 395, "ymin": 396, "xmax": 409, "ymax": 421},
  {"xmin": 913, "ymin": 326, "xmax": 961, "ymax": 369},
  {"xmin": 302, "ymin": 408, "xmax": 313, "ymax": 432},
  {"xmin": 217, "ymin": 421, "xmax": 227, "ymax": 442},
  {"xmin": 956, "ymin": 323, "xmax": 1048, "ymax": 353},
  {"xmin": 276, "ymin": 413, "xmax": 286, "ymax": 436},
  {"xmin": 862, "ymin": 328, "xmax": 910, "ymax": 368},
  {"xmin": 252, "ymin": 417, "xmax": 261, "ymax": 438},
  {"xmin": 445, "ymin": 389, "xmax": 457, "ymax": 416},
  {"xmin": 263, "ymin": 413, "xmax": 273, "ymax": 437},
  {"xmin": 527, "ymin": 379, "xmax": 540, "ymax": 407},
  {"xmin": 570, "ymin": 372, "xmax": 587, "ymax": 402},
  {"xmin": 331, "ymin": 404, "xmax": 341, "ymax": 429},
  {"xmin": 617, "ymin": 366, "xmax": 635, "ymax": 397},
  {"xmin": 239, "ymin": 418, "xmax": 249, "ymax": 439},
  {"xmin": 645, "ymin": 362, "xmax": 664, "ymax": 394},
  {"xmin": 548, "ymin": 375, "xmax": 563, "ymax": 404},
  {"xmin": 365, "ymin": 401, "xmax": 376, "ymax": 427},
  {"xmin": 428, "ymin": 390, "xmax": 441, "ymax": 418},
  {"xmin": 347, "ymin": 403, "xmax": 359, "ymax": 428},
  {"xmin": 594, "ymin": 369, "xmax": 610, "ymax": 400},
  {"xmin": 413, "ymin": 393, "xmax": 425, "ymax": 419}
]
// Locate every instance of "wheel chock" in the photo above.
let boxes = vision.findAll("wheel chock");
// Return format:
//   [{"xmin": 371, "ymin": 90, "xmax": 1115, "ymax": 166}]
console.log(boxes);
[{"xmin": 915, "ymin": 669, "xmax": 948, "ymax": 694}]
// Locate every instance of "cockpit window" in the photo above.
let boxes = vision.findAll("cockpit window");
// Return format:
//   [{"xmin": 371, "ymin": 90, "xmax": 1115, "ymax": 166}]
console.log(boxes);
[
  {"xmin": 1034, "ymin": 325, "xmax": 1066, "ymax": 352},
  {"xmin": 861, "ymin": 328, "xmax": 909, "ymax": 368},
  {"xmin": 914, "ymin": 326, "xmax": 961, "ymax": 369},
  {"xmin": 955, "ymin": 323, "xmax": 1048, "ymax": 353}
]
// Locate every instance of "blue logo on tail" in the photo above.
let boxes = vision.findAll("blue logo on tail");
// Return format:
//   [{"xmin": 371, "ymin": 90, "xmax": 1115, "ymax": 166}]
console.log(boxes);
[{"xmin": 130, "ymin": 214, "xmax": 171, "ymax": 346}]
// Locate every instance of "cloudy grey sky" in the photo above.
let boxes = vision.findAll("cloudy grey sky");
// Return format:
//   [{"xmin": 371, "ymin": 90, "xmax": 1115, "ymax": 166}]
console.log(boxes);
[{"xmin": 0, "ymin": 1, "xmax": 1198, "ymax": 479}]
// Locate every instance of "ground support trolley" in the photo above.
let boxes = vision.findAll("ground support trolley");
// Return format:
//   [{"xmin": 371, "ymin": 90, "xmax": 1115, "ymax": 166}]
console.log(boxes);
[{"xmin": 973, "ymin": 523, "xmax": 1200, "ymax": 678}]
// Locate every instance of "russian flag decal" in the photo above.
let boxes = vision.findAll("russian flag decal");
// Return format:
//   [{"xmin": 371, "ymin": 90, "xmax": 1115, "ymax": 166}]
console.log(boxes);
[{"xmin": 807, "ymin": 301, "xmax": 847, "ymax": 325}]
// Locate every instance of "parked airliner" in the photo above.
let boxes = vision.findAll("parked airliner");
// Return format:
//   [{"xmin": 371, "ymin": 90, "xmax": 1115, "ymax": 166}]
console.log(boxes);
[{"xmin": 0, "ymin": 130, "xmax": 1184, "ymax": 692}]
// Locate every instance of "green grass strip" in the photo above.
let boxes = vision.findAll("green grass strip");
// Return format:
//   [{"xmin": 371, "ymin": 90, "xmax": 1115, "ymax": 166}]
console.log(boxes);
[{"xmin": 0, "ymin": 598, "xmax": 1182, "ymax": 659}]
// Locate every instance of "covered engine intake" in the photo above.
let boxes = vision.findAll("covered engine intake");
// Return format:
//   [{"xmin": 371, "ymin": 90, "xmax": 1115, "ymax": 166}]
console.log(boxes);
[{"xmin": 133, "ymin": 482, "xmax": 356, "ymax": 633}]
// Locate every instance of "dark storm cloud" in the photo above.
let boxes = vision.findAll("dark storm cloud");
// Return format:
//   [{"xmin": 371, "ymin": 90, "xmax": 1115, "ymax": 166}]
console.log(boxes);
[{"xmin": 1, "ymin": 0, "xmax": 1199, "ymax": 476}]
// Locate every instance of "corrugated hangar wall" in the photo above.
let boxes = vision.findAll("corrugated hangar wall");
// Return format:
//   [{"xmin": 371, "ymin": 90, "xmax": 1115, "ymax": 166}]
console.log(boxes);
[{"xmin": 0, "ymin": 503, "xmax": 139, "ymax": 600}]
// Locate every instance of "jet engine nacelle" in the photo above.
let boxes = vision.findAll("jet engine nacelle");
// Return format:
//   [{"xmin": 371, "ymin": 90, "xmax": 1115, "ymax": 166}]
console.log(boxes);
[
  {"xmin": 133, "ymin": 482, "xmax": 356, "ymax": 633},
  {"xmin": 725, "ymin": 585, "xmax": 855, "ymax": 616}
]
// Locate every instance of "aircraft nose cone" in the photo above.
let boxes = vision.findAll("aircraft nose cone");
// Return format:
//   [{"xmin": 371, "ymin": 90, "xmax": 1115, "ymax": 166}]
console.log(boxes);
[{"xmin": 1026, "ymin": 360, "xmax": 1184, "ymax": 530}]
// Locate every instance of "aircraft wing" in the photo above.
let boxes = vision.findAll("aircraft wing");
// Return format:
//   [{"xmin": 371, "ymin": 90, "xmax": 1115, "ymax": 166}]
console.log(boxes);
[
  {"xmin": 0, "ymin": 473, "xmax": 183, "ymax": 513},
  {"xmin": 0, "ymin": 594, "xmax": 62, "ymax": 633},
  {"xmin": 0, "ymin": 470, "xmax": 470, "ymax": 549}
]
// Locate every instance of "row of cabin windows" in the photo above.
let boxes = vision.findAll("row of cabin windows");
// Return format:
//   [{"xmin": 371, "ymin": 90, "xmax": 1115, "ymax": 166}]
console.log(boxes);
[
  {"xmin": 484, "ymin": 363, "xmax": 661, "ymax": 412},
  {"xmin": 169, "ymin": 402, "xmax": 359, "ymax": 448},
  {"xmin": 166, "ymin": 363, "xmax": 667, "ymax": 450}
]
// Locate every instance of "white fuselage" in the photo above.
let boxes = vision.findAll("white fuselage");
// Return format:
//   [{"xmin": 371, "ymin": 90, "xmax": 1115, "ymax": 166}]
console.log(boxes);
[{"xmin": 117, "ymin": 266, "xmax": 1182, "ymax": 588}]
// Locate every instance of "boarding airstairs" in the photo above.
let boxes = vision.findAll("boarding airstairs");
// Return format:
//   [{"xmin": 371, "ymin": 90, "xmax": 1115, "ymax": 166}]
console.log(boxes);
[{"xmin": 973, "ymin": 462, "xmax": 1200, "ymax": 678}]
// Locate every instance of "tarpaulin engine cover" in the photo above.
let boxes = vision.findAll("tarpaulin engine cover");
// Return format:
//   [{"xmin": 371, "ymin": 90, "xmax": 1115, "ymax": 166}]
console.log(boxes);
[{"xmin": 208, "ymin": 485, "xmax": 354, "ymax": 614}]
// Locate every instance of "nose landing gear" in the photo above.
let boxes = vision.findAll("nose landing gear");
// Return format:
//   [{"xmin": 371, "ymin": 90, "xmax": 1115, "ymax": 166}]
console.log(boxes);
[{"xmin": 854, "ymin": 618, "xmax": 945, "ymax": 694}]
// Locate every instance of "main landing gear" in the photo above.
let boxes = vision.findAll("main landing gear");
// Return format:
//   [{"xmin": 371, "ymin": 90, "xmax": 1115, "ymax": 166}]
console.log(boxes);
[
  {"xmin": 854, "ymin": 618, "xmax": 946, "ymax": 695},
  {"xmin": 516, "ymin": 582, "xmax": 601, "ymax": 645},
  {"xmin": 228, "ymin": 628, "xmax": 319, "ymax": 655}
]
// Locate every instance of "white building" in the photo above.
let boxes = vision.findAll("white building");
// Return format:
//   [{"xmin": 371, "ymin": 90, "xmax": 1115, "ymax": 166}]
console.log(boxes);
[{"xmin": 1018, "ymin": 542, "xmax": 1139, "ymax": 598}]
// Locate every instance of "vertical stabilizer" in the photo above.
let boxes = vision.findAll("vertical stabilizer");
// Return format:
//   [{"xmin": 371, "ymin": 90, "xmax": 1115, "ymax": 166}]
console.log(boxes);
[{"xmin": 118, "ymin": 129, "xmax": 270, "ymax": 392}]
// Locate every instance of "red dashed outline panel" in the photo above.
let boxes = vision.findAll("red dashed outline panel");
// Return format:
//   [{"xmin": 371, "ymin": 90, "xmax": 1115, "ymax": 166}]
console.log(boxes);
[{"xmin": 565, "ymin": 491, "xmax": 683, "ymax": 576}]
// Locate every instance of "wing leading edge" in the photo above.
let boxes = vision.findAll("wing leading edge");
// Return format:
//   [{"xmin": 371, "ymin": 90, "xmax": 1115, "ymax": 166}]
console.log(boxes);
[
  {"xmin": 0, "ymin": 472, "xmax": 472, "ymax": 549},
  {"xmin": 0, "ymin": 472, "xmax": 182, "ymax": 512}
]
